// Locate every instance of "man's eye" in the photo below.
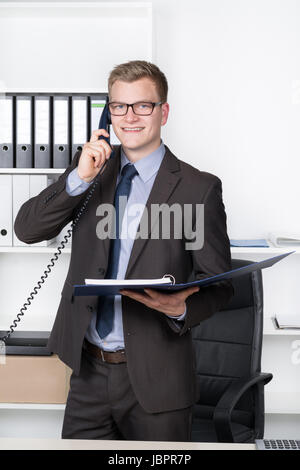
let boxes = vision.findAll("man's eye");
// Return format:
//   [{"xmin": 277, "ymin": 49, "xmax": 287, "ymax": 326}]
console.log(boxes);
[
  {"xmin": 114, "ymin": 104, "xmax": 124, "ymax": 109},
  {"xmin": 138, "ymin": 103, "xmax": 152, "ymax": 109}
]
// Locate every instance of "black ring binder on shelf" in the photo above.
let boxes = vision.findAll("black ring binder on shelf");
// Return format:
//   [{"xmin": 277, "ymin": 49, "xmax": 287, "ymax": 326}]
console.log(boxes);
[
  {"xmin": 0, "ymin": 94, "xmax": 14, "ymax": 168},
  {"xmin": 0, "ymin": 92, "xmax": 109, "ymax": 169}
]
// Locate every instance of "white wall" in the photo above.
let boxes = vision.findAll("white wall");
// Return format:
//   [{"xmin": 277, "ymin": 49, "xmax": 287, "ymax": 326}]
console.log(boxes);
[
  {"xmin": 152, "ymin": 0, "xmax": 300, "ymax": 239},
  {"xmin": 1, "ymin": 0, "xmax": 299, "ymax": 239}
]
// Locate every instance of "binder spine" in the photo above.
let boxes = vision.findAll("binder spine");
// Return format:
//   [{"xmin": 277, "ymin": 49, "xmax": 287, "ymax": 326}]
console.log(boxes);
[
  {"xmin": 53, "ymin": 95, "xmax": 70, "ymax": 169},
  {"xmin": 90, "ymin": 95, "xmax": 107, "ymax": 136},
  {"xmin": 16, "ymin": 95, "xmax": 33, "ymax": 168},
  {"xmin": 71, "ymin": 95, "xmax": 88, "ymax": 159},
  {"xmin": 0, "ymin": 143, "xmax": 13, "ymax": 167},
  {"xmin": 0, "ymin": 95, "xmax": 14, "ymax": 168},
  {"xmin": 34, "ymin": 95, "xmax": 51, "ymax": 169}
]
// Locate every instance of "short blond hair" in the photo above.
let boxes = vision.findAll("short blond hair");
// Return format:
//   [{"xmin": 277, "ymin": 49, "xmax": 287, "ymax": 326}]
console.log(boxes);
[{"xmin": 108, "ymin": 60, "xmax": 168, "ymax": 102}]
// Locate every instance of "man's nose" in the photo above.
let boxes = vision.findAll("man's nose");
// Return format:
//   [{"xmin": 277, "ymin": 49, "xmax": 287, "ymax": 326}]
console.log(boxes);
[{"xmin": 124, "ymin": 106, "xmax": 139, "ymax": 121}]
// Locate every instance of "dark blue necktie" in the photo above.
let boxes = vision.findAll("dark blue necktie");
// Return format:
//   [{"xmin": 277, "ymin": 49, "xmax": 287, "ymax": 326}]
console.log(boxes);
[{"xmin": 96, "ymin": 163, "xmax": 138, "ymax": 339}]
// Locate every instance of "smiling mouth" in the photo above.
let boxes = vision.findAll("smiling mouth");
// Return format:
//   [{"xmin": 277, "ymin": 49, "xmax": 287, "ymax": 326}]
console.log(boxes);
[{"xmin": 122, "ymin": 127, "xmax": 144, "ymax": 132}]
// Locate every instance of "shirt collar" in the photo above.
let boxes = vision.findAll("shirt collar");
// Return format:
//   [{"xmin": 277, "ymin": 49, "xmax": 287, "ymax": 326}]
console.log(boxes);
[{"xmin": 120, "ymin": 140, "xmax": 165, "ymax": 183}]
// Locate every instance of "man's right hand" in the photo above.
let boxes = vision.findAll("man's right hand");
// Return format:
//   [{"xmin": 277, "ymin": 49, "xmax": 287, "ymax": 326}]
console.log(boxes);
[{"xmin": 77, "ymin": 129, "xmax": 113, "ymax": 183}]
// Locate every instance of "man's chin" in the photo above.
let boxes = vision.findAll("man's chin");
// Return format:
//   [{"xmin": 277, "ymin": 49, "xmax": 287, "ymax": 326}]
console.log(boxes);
[
  {"xmin": 120, "ymin": 139, "xmax": 146, "ymax": 152},
  {"xmin": 117, "ymin": 135, "xmax": 161, "ymax": 157},
  {"xmin": 115, "ymin": 129, "xmax": 148, "ymax": 149}
]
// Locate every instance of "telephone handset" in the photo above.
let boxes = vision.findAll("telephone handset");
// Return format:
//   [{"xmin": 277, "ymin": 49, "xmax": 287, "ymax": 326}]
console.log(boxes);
[
  {"xmin": 0, "ymin": 97, "xmax": 114, "ymax": 345},
  {"xmin": 98, "ymin": 96, "xmax": 113, "ymax": 149}
]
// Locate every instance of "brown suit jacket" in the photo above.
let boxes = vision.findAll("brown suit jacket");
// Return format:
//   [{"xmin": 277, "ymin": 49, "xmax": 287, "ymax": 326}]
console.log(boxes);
[{"xmin": 14, "ymin": 144, "xmax": 233, "ymax": 413}]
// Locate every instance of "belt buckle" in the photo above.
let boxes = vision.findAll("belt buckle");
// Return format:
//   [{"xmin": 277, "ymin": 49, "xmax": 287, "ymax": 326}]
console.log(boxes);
[{"xmin": 100, "ymin": 349, "xmax": 106, "ymax": 363}]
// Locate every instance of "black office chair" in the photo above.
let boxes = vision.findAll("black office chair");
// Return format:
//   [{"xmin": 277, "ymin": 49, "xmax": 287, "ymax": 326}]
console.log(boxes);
[{"xmin": 191, "ymin": 259, "xmax": 273, "ymax": 443}]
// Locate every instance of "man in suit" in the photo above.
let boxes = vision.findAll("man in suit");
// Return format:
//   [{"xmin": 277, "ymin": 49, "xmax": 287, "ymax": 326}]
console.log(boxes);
[{"xmin": 14, "ymin": 60, "xmax": 233, "ymax": 441}]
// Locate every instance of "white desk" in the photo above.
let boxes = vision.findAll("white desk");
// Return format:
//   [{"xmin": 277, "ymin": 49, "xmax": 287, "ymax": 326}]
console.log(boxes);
[{"xmin": 0, "ymin": 438, "xmax": 255, "ymax": 450}]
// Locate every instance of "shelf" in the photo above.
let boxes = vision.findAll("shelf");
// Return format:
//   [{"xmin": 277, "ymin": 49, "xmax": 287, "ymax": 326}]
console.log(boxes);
[
  {"xmin": 0, "ymin": 395, "xmax": 298, "ymax": 415},
  {"xmin": 0, "ymin": 403, "xmax": 65, "ymax": 411},
  {"xmin": 263, "ymin": 317, "xmax": 300, "ymax": 336},
  {"xmin": 231, "ymin": 246, "xmax": 300, "ymax": 255},
  {"xmin": 1, "ymin": 224, "xmax": 299, "ymax": 255},
  {"xmin": 0, "ymin": 169, "xmax": 64, "ymax": 174},
  {"xmin": 265, "ymin": 391, "xmax": 300, "ymax": 414},
  {"xmin": 0, "ymin": 244, "xmax": 299, "ymax": 255},
  {"xmin": 0, "ymin": 2, "xmax": 152, "ymax": 15},
  {"xmin": 0, "ymin": 245, "xmax": 71, "ymax": 254}
]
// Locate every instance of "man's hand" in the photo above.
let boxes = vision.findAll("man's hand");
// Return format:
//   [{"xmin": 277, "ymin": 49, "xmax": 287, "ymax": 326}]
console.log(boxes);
[
  {"xmin": 77, "ymin": 129, "xmax": 112, "ymax": 183},
  {"xmin": 120, "ymin": 286, "xmax": 200, "ymax": 318}
]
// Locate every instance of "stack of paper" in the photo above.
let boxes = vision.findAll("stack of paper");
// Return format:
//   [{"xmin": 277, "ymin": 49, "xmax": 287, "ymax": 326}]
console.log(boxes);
[
  {"xmin": 230, "ymin": 239, "xmax": 269, "ymax": 247},
  {"xmin": 85, "ymin": 276, "xmax": 174, "ymax": 286},
  {"xmin": 274, "ymin": 314, "xmax": 300, "ymax": 329},
  {"xmin": 268, "ymin": 232, "xmax": 300, "ymax": 247}
]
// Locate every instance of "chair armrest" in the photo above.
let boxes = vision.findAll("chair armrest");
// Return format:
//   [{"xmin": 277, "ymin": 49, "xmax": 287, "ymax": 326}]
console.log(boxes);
[{"xmin": 213, "ymin": 372, "xmax": 273, "ymax": 442}]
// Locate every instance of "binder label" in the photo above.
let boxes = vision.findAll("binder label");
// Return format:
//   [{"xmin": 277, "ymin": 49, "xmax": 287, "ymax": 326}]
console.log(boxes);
[
  {"xmin": 17, "ymin": 99, "xmax": 31, "ymax": 145},
  {"xmin": 54, "ymin": 99, "xmax": 68, "ymax": 144},
  {"xmin": 35, "ymin": 99, "xmax": 50, "ymax": 144},
  {"xmin": 0, "ymin": 98, "xmax": 12, "ymax": 142}
]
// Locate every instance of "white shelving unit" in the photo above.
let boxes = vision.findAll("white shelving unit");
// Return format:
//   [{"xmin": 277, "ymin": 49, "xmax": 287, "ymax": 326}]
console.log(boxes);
[
  {"xmin": 0, "ymin": 0, "xmax": 153, "ymax": 440},
  {"xmin": 264, "ymin": 317, "xmax": 300, "ymax": 336},
  {"xmin": 0, "ymin": 403, "xmax": 65, "ymax": 411}
]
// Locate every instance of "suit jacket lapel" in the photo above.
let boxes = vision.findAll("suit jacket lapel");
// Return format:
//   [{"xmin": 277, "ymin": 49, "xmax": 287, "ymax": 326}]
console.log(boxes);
[{"xmin": 125, "ymin": 145, "xmax": 181, "ymax": 278}]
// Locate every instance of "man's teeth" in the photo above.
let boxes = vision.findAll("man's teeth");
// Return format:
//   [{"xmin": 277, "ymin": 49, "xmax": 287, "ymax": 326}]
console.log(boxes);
[{"xmin": 123, "ymin": 128, "xmax": 143, "ymax": 131}]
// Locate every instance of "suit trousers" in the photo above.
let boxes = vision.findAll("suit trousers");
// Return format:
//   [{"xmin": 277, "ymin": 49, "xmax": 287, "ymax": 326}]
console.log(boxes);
[{"xmin": 61, "ymin": 347, "xmax": 193, "ymax": 441}]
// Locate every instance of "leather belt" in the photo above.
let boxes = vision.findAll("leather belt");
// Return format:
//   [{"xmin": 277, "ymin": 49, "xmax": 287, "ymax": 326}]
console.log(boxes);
[{"xmin": 84, "ymin": 339, "xmax": 126, "ymax": 364}]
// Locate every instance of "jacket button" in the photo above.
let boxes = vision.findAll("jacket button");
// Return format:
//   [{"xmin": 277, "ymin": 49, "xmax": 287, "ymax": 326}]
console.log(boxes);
[
  {"xmin": 86, "ymin": 305, "xmax": 93, "ymax": 312},
  {"xmin": 98, "ymin": 268, "xmax": 105, "ymax": 275}
]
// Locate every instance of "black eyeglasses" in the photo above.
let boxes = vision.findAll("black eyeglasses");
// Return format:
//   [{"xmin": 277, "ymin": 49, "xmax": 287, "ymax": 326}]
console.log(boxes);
[{"xmin": 108, "ymin": 101, "xmax": 163, "ymax": 116}]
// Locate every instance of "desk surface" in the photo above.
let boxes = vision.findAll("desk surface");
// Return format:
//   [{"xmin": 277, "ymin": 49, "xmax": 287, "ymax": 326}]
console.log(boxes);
[{"xmin": 0, "ymin": 438, "xmax": 256, "ymax": 450}]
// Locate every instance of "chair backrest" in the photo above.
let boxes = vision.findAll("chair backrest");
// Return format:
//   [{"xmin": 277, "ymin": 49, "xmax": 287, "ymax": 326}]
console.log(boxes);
[{"xmin": 192, "ymin": 259, "xmax": 264, "ymax": 431}]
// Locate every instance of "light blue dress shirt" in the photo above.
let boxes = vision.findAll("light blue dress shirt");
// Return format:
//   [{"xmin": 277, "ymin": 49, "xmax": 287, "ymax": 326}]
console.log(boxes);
[{"xmin": 65, "ymin": 141, "xmax": 186, "ymax": 351}]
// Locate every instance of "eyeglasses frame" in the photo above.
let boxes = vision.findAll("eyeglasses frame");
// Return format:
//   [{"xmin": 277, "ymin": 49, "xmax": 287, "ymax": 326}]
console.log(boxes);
[{"xmin": 108, "ymin": 101, "xmax": 163, "ymax": 116}]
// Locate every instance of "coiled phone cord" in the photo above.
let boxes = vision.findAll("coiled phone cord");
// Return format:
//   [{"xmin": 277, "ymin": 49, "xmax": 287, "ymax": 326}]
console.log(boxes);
[{"xmin": 0, "ymin": 157, "xmax": 110, "ymax": 344}]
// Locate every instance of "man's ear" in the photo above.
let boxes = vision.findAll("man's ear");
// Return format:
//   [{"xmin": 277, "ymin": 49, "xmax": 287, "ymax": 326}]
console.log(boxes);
[{"xmin": 161, "ymin": 102, "xmax": 169, "ymax": 126}]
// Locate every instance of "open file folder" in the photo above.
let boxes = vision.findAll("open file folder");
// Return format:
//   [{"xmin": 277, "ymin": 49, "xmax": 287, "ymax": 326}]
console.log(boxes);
[{"xmin": 73, "ymin": 251, "xmax": 293, "ymax": 297}]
